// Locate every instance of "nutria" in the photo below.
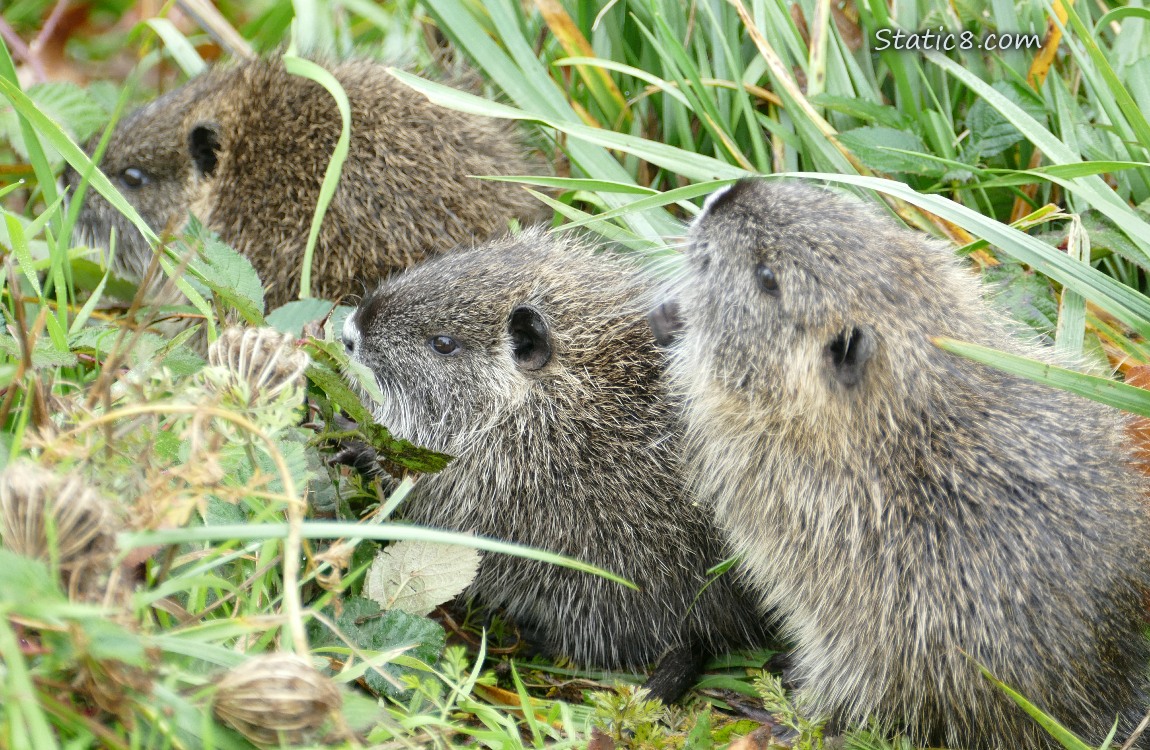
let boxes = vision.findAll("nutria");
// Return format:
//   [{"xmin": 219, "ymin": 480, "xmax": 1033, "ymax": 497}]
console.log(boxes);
[
  {"xmin": 65, "ymin": 56, "xmax": 547, "ymax": 308},
  {"xmin": 341, "ymin": 228, "xmax": 770, "ymax": 701},
  {"xmin": 671, "ymin": 178, "xmax": 1150, "ymax": 748}
]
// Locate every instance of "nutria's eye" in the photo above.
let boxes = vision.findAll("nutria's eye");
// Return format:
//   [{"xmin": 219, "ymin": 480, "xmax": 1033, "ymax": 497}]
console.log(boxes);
[
  {"xmin": 756, "ymin": 264, "xmax": 779, "ymax": 295},
  {"xmin": 428, "ymin": 335, "xmax": 460, "ymax": 356},
  {"xmin": 121, "ymin": 168, "xmax": 148, "ymax": 189}
]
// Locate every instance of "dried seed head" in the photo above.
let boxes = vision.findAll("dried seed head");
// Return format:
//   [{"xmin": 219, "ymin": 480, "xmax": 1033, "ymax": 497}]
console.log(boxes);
[
  {"xmin": 0, "ymin": 460, "xmax": 117, "ymax": 594},
  {"xmin": 207, "ymin": 327, "xmax": 310, "ymax": 404},
  {"xmin": 213, "ymin": 653, "xmax": 342, "ymax": 747}
]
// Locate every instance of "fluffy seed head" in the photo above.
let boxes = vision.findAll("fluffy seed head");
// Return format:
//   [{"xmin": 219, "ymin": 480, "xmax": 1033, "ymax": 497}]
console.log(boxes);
[
  {"xmin": 0, "ymin": 460, "xmax": 117, "ymax": 594},
  {"xmin": 206, "ymin": 326, "xmax": 310, "ymax": 405},
  {"xmin": 213, "ymin": 653, "xmax": 342, "ymax": 747}
]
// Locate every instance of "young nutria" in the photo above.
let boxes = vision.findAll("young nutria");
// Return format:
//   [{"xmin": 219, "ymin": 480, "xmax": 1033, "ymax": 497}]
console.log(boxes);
[
  {"xmin": 65, "ymin": 56, "xmax": 547, "ymax": 308},
  {"xmin": 341, "ymin": 228, "xmax": 770, "ymax": 701},
  {"xmin": 672, "ymin": 178, "xmax": 1150, "ymax": 748}
]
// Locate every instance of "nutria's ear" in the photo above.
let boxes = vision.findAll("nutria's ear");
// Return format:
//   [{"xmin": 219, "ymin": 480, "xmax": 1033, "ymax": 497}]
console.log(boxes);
[
  {"xmin": 648, "ymin": 299, "xmax": 684, "ymax": 347},
  {"xmin": 189, "ymin": 123, "xmax": 221, "ymax": 178},
  {"xmin": 826, "ymin": 325, "xmax": 874, "ymax": 388},
  {"xmin": 508, "ymin": 305, "xmax": 552, "ymax": 371}
]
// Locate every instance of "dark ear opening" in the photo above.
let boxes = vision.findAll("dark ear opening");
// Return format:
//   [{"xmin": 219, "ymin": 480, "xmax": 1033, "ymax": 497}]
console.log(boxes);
[
  {"xmin": 648, "ymin": 299, "xmax": 684, "ymax": 347},
  {"xmin": 509, "ymin": 305, "xmax": 552, "ymax": 371},
  {"xmin": 189, "ymin": 123, "xmax": 221, "ymax": 178},
  {"xmin": 826, "ymin": 326, "xmax": 874, "ymax": 388}
]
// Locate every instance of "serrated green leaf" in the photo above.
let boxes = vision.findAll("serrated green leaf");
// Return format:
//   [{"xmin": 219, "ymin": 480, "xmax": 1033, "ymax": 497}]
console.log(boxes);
[
  {"xmin": 962, "ymin": 80, "xmax": 1046, "ymax": 161},
  {"xmin": 0, "ymin": 81, "xmax": 107, "ymax": 160},
  {"xmin": 266, "ymin": 299, "xmax": 335, "ymax": 337},
  {"xmin": 309, "ymin": 595, "xmax": 445, "ymax": 698},
  {"xmin": 0, "ymin": 334, "xmax": 78, "ymax": 369},
  {"xmin": 837, "ymin": 126, "xmax": 944, "ymax": 176},
  {"xmin": 364, "ymin": 540, "xmax": 480, "ymax": 616},
  {"xmin": 181, "ymin": 218, "xmax": 265, "ymax": 322}
]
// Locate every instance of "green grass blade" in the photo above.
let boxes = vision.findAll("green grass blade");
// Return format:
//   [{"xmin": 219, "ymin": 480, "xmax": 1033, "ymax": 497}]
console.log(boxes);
[
  {"xmin": 973, "ymin": 659, "xmax": 1095, "ymax": 750},
  {"xmin": 122, "ymin": 522, "xmax": 639, "ymax": 589},
  {"xmin": 935, "ymin": 337, "xmax": 1150, "ymax": 417},
  {"xmin": 142, "ymin": 19, "xmax": 207, "ymax": 76},
  {"xmin": 789, "ymin": 172, "xmax": 1150, "ymax": 341},
  {"xmin": 282, "ymin": 54, "xmax": 350, "ymax": 301},
  {"xmin": 388, "ymin": 69, "xmax": 747, "ymax": 182},
  {"xmin": 926, "ymin": 51, "xmax": 1150, "ymax": 265}
]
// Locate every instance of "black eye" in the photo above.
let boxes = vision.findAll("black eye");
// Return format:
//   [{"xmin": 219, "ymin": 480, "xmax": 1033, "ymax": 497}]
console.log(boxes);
[
  {"xmin": 121, "ymin": 168, "xmax": 148, "ymax": 189},
  {"xmin": 428, "ymin": 335, "xmax": 460, "ymax": 356},
  {"xmin": 756, "ymin": 264, "xmax": 779, "ymax": 295}
]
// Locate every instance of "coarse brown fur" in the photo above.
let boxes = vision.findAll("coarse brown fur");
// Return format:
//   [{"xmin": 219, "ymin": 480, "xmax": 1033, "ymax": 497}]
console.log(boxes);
[
  {"xmin": 342, "ymin": 229, "xmax": 769, "ymax": 697},
  {"xmin": 66, "ymin": 56, "xmax": 548, "ymax": 308},
  {"xmin": 672, "ymin": 178, "xmax": 1150, "ymax": 748}
]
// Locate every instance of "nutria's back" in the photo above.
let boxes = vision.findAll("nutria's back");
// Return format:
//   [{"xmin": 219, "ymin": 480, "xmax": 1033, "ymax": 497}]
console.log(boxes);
[
  {"xmin": 673, "ymin": 178, "xmax": 1150, "ymax": 748},
  {"xmin": 68, "ymin": 57, "xmax": 548, "ymax": 308},
  {"xmin": 343, "ymin": 229, "xmax": 769, "ymax": 693}
]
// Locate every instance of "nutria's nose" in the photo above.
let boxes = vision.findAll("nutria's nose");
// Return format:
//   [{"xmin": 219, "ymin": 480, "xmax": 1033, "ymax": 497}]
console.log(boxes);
[{"xmin": 341, "ymin": 313, "xmax": 358, "ymax": 356}]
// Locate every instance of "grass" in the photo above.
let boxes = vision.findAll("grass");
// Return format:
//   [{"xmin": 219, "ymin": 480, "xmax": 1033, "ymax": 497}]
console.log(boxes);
[{"xmin": 1, "ymin": 0, "xmax": 1150, "ymax": 748}]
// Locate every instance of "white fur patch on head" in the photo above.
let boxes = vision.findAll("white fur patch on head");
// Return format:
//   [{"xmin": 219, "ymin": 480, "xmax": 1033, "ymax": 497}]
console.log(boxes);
[{"xmin": 697, "ymin": 183, "xmax": 735, "ymax": 226}]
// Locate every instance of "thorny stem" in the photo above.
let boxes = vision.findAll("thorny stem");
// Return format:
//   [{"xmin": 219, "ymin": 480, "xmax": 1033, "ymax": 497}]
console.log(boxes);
[{"xmin": 57, "ymin": 403, "xmax": 310, "ymax": 658}]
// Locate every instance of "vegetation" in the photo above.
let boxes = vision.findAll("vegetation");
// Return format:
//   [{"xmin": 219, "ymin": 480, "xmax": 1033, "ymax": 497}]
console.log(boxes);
[{"xmin": 2, "ymin": 0, "xmax": 1149, "ymax": 747}]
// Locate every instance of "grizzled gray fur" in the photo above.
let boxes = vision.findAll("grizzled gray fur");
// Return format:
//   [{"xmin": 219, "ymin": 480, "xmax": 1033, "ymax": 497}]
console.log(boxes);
[
  {"xmin": 343, "ymin": 229, "xmax": 768, "ymax": 698},
  {"xmin": 65, "ymin": 56, "xmax": 547, "ymax": 308},
  {"xmin": 671, "ymin": 178, "xmax": 1150, "ymax": 748}
]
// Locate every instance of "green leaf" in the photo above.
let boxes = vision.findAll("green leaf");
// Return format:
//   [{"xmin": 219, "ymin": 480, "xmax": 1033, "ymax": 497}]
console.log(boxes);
[
  {"xmin": 308, "ymin": 595, "xmax": 445, "ymax": 698},
  {"xmin": 305, "ymin": 359, "xmax": 452, "ymax": 473},
  {"xmin": 685, "ymin": 710, "xmax": 714, "ymax": 749},
  {"xmin": 983, "ymin": 261, "xmax": 1059, "ymax": 339},
  {"xmin": 182, "ymin": 218, "xmax": 265, "ymax": 322},
  {"xmin": 837, "ymin": 126, "xmax": 945, "ymax": 176},
  {"xmin": 962, "ymin": 80, "xmax": 1045, "ymax": 161},
  {"xmin": 266, "ymin": 299, "xmax": 336, "ymax": 337},
  {"xmin": 0, "ymin": 82, "xmax": 107, "ymax": 160},
  {"xmin": 0, "ymin": 548, "xmax": 65, "ymax": 606},
  {"xmin": 934, "ymin": 337, "xmax": 1150, "ymax": 418},
  {"xmin": 0, "ymin": 334, "xmax": 78, "ymax": 369}
]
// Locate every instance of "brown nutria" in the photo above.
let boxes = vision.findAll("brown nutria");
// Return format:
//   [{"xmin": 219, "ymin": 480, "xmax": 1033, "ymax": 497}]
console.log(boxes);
[
  {"xmin": 65, "ymin": 56, "xmax": 548, "ymax": 308},
  {"xmin": 341, "ymin": 228, "xmax": 771, "ymax": 701},
  {"xmin": 671, "ymin": 178, "xmax": 1150, "ymax": 748}
]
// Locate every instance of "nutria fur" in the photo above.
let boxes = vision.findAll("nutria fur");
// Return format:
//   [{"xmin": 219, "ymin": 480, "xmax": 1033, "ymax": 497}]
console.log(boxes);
[
  {"xmin": 672, "ymin": 178, "xmax": 1150, "ymax": 747},
  {"xmin": 66, "ymin": 56, "xmax": 547, "ymax": 307},
  {"xmin": 342, "ymin": 228, "xmax": 769, "ymax": 700}
]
